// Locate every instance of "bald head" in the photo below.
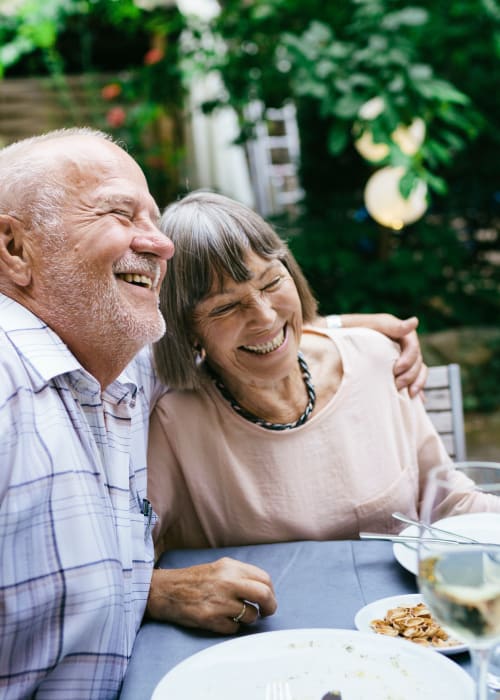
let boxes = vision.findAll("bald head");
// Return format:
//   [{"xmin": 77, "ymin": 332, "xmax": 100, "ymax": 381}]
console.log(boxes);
[{"xmin": 0, "ymin": 128, "xmax": 124, "ymax": 232}]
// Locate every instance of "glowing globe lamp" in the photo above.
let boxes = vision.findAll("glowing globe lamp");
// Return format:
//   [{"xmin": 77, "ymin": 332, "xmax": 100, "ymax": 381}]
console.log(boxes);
[{"xmin": 363, "ymin": 166, "xmax": 428, "ymax": 230}]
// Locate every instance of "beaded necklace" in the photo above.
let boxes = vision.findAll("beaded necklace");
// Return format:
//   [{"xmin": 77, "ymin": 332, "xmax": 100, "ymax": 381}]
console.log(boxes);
[{"xmin": 208, "ymin": 351, "xmax": 316, "ymax": 431}]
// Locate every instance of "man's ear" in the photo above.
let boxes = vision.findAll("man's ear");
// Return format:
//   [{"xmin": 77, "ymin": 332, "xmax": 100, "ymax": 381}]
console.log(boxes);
[{"xmin": 0, "ymin": 214, "xmax": 32, "ymax": 286}]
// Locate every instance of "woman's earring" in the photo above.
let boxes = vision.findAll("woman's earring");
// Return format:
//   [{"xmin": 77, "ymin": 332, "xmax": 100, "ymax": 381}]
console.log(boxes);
[{"xmin": 193, "ymin": 344, "xmax": 206, "ymax": 367}]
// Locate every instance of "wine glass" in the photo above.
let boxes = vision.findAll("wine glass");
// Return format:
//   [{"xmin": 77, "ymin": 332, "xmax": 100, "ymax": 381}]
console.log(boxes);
[{"xmin": 417, "ymin": 461, "xmax": 500, "ymax": 700}]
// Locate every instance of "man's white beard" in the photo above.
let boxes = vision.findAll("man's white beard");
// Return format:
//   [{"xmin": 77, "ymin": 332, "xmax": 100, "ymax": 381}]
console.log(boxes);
[
  {"xmin": 83, "ymin": 277, "xmax": 166, "ymax": 351},
  {"xmin": 48, "ymin": 260, "xmax": 166, "ymax": 361}
]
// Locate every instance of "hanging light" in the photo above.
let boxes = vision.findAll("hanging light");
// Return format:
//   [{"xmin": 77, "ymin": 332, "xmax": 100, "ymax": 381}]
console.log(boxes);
[
  {"xmin": 354, "ymin": 117, "xmax": 426, "ymax": 162},
  {"xmin": 391, "ymin": 118, "xmax": 426, "ymax": 155},
  {"xmin": 353, "ymin": 97, "xmax": 426, "ymax": 163},
  {"xmin": 363, "ymin": 166, "xmax": 428, "ymax": 230},
  {"xmin": 354, "ymin": 131, "xmax": 390, "ymax": 162}
]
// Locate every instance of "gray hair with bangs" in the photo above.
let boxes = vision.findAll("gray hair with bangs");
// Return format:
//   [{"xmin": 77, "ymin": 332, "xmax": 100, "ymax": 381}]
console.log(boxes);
[{"xmin": 153, "ymin": 190, "xmax": 318, "ymax": 390}]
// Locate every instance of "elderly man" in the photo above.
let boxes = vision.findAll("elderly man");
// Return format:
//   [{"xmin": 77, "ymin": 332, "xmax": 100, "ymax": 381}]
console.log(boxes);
[
  {"xmin": 0, "ymin": 128, "xmax": 425, "ymax": 699},
  {"xmin": 0, "ymin": 128, "xmax": 278, "ymax": 699}
]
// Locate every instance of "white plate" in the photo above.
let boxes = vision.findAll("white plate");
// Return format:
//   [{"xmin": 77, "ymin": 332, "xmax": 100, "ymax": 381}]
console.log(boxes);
[
  {"xmin": 393, "ymin": 512, "xmax": 500, "ymax": 575},
  {"xmin": 354, "ymin": 593, "xmax": 468, "ymax": 655},
  {"xmin": 150, "ymin": 628, "xmax": 473, "ymax": 700}
]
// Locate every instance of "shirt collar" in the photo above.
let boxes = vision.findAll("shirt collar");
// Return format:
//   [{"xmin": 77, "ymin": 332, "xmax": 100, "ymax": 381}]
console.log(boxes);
[{"xmin": 0, "ymin": 294, "xmax": 139, "ymax": 396}]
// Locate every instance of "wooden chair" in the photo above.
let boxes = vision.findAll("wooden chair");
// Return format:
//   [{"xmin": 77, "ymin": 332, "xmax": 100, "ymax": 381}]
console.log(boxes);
[{"xmin": 424, "ymin": 364, "xmax": 467, "ymax": 461}]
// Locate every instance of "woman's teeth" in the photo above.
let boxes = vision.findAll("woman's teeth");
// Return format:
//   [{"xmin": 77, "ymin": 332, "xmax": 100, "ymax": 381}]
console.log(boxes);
[{"xmin": 242, "ymin": 328, "xmax": 285, "ymax": 354}]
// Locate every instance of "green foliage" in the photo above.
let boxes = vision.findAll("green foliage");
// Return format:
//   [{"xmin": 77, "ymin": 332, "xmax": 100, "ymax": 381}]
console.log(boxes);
[
  {"xmin": 1, "ymin": 0, "xmax": 498, "ymax": 338},
  {"xmin": 0, "ymin": 0, "xmax": 187, "ymax": 206},
  {"xmin": 279, "ymin": 6, "xmax": 477, "ymax": 196},
  {"xmin": 183, "ymin": 0, "xmax": 486, "ymax": 199},
  {"xmin": 278, "ymin": 195, "xmax": 499, "ymax": 331},
  {"xmin": 181, "ymin": 0, "xmax": 499, "ymax": 334}
]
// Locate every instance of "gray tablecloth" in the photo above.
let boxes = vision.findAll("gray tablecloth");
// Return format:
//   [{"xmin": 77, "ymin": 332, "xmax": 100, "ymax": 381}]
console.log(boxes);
[{"xmin": 119, "ymin": 540, "xmax": 473, "ymax": 699}]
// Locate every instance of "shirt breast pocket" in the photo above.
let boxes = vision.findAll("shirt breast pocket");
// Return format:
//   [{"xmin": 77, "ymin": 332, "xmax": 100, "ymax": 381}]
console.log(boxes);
[
  {"xmin": 129, "ymin": 508, "xmax": 158, "ymax": 565},
  {"xmin": 354, "ymin": 463, "xmax": 419, "ymax": 535}
]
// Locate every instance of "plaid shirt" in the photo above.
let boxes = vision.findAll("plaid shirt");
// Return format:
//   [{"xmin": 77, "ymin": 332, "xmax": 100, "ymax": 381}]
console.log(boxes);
[{"xmin": 0, "ymin": 293, "xmax": 165, "ymax": 699}]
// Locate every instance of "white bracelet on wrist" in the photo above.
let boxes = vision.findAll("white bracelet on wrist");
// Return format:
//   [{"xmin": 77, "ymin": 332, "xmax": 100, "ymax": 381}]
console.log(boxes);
[{"xmin": 326, "ymin": 314, "xmax": 343, "ymax": 329}]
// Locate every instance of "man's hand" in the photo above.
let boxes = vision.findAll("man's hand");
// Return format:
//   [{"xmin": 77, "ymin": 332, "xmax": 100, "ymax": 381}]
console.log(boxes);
[
  {"xmin": 312, "ymin": 313, "xmax": 427, "ymax": 397},
  {"xmin": 146, "ymin": 557, "xmax": 277, "ymax": 634},
  {"xmin": 341, "ymin": 313, "xmax": 427, "ymax": 396}
]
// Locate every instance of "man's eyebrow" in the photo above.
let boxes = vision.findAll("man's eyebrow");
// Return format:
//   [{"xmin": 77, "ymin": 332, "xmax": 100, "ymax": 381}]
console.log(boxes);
[
  {"xmin": 96, "ymin": 194, "xmax": 160, "ymax": 220},
  {"xmin": 97, "ymin": 194, "xmax": 134, "ymax": 208}
]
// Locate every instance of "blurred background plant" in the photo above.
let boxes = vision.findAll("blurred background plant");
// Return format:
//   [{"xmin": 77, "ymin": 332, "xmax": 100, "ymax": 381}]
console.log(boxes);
[
  {"xmin": 180, "ymin": 0, "xmax": 500, "ymax": 418},
  {"xmin": 0, "ymin": 0, "xmax": 498, "ymax": 428},
  {"xmin": 185, "ymin": 0, "xmax": 482, "ymax": 199},
  {"xmin": 0, "ymin": 0, "xmax": 186, "ymax": 205}
]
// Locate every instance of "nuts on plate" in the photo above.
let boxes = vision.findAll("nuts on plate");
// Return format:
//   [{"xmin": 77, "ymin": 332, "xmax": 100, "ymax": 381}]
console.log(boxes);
[{"xmin": 370, "ymin": 602, "xmax": 460, "ymax": 648}]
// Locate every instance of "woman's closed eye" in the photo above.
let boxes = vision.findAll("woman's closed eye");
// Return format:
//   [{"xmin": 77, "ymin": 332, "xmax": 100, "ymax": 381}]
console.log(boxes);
[
  {"xmin": 207, "ymin": 277, "xmax": 285, "ymax": 317},
  {"xmin": 263, "ymin": 275, "xmax": 283, "ymax": 291},
  {"xmin": 209, "ymin": 301, "xmax": 239, "ymax": 317}
]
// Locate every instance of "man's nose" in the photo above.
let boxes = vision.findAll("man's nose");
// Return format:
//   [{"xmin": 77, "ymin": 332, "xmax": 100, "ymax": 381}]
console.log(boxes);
[{"xmin": 131, "ymin": 231, "xmax": 175, "ymax": 261}]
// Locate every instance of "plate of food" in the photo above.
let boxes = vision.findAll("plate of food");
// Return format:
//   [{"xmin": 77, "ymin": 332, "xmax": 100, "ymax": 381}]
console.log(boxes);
[
  {"xmin": 393, "ymin": 512, "xmax": 500, "ymax": 575},
  {"xmin": 150, "ymin": 628, "xmax": 473, "ymax": 699},
  {"xmin": 354, "ymin": 593, "xmax": 467, "ymax": 655}
]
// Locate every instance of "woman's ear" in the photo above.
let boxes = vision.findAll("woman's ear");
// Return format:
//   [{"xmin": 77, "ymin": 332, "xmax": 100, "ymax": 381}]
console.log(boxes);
[
  {"xmin": 191, "ymin": 341, "xmax": 206, "ymax": 366},
  {"xmin": 0, "ymin": 215, "xmax": 32, "ymax": 286}
]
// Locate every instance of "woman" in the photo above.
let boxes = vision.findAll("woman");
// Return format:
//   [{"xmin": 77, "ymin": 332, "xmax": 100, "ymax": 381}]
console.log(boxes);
[{"xmin": 149, "ymin": 191, "xmax": 498, "ymax": 554}]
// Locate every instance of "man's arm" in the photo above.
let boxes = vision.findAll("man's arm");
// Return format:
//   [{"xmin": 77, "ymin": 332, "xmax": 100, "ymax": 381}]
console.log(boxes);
[
  {"xmin": 147, "ymin": 557, "xmax": 277, "ymax": 634},
  {"xmin": 311, "ymin": 313, "xmax": 427, "ymax": 397}
]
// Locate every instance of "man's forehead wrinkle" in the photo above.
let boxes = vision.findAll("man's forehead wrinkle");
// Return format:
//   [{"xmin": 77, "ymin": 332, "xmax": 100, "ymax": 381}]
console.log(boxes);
[
  {"xmin": 99, "ymin": 194, "xmax": 135, "ymax": 206},
  {"xmin": 94, "ymin": 190, "xmax": 161, "ymax": 222}
]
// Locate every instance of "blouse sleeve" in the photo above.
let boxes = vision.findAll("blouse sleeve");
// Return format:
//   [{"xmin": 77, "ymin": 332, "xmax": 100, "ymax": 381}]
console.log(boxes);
[
  {"xmin": 148, "ymin": 395, "xmax": 212, "ymax": 553},
  {"xmin": 147, "ymin": 397, "xmax": 188, "ymax": 548},
  {"xmin": 412, "ymin": 397, "xmax": 500, "ymax": 518}
]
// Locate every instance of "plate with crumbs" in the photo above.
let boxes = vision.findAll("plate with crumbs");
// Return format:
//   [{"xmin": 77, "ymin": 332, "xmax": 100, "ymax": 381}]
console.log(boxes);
[{"xmin": 151, "ymin": 628, "xmax": 473, "ymax": 699}]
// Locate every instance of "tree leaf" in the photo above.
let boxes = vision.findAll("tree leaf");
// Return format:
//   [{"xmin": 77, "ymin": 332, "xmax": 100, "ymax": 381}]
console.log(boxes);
[
  {"xmin": 415, "ymin": 79, "xmax": 470, "ymax": 104},
  {"xmin": 425, "ymin": 139, "xmax": 453, "ymax": 165},
  {"xmin": 381, "ymin": 8, "xmax": 429, "ymax": 30},
  {"xmin": 398, "ymin": 168, "xmax": 418, "ymax": 199},
  {"xmin": 388, "ymin": 145, "xmax": 413, "ymax": 168},
  {"xmin": 333, "ymin": 93, "xmax": 365, "ymax": 118},
  {"xmin": 423, "ymin": 170, "xmax": 448, "ymax": 195},
  {"xmin": 315, "ymin": 59, "xmax": 334, "ymax": 79},
  {"xmin": 409, "ymin": 63, "xmax": 433, "ymax": 80},
  {"xmin": 0, "ymin": 36, "xmax": 34, "ymax": 68},
  {"xmin": 437, "ymin": 106, "xmax": 476, "ymax": 133}
]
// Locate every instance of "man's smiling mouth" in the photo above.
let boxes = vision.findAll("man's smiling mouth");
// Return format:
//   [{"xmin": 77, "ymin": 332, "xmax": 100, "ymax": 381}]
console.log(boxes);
[
  {"xmin": 115, "ymin": 272, "xmax": 154, "ymax": 289},
  {"xmin": 113, "ymin": 254, "xmax": 162, "ymax": 292}
]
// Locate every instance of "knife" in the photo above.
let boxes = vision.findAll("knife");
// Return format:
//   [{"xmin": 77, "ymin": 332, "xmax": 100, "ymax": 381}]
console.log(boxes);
[{"xmin": 359, "ymin": 532, "xmax": 492, "ymax": 546}]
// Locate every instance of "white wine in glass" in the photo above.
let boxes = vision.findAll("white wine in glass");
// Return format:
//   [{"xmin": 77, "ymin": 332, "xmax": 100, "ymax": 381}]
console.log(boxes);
[{"xmin": 417, "ymin": 462, "xmax": 500, "ymax": 700}]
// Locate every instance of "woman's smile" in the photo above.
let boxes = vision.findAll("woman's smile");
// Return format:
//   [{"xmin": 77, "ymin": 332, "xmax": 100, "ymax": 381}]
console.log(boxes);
[{"xmin": 240, "ymin": 325, "xmax": 286, "ymax": 355}]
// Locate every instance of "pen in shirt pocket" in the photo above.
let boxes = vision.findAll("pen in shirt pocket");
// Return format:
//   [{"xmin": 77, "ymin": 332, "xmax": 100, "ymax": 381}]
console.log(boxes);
[
  {"xmin": 140, "ymin": 496, "xmax": 155, "ymax": 541},
  {"xmin": 142, "ymin": 498, "xmax": 152, "ymax": 538}
]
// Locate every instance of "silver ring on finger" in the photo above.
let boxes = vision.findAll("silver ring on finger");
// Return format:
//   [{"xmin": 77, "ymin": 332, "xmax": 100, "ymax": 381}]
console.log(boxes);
[{"xmin": 232, "ymin": 602, "xmax": 247, "ymax": 624}]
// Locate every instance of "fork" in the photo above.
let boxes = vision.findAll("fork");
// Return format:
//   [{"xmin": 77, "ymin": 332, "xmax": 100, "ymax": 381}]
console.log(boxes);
[{"xmin": 265, "ymin": 680, "xmax": 293, "ymax": 700}]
